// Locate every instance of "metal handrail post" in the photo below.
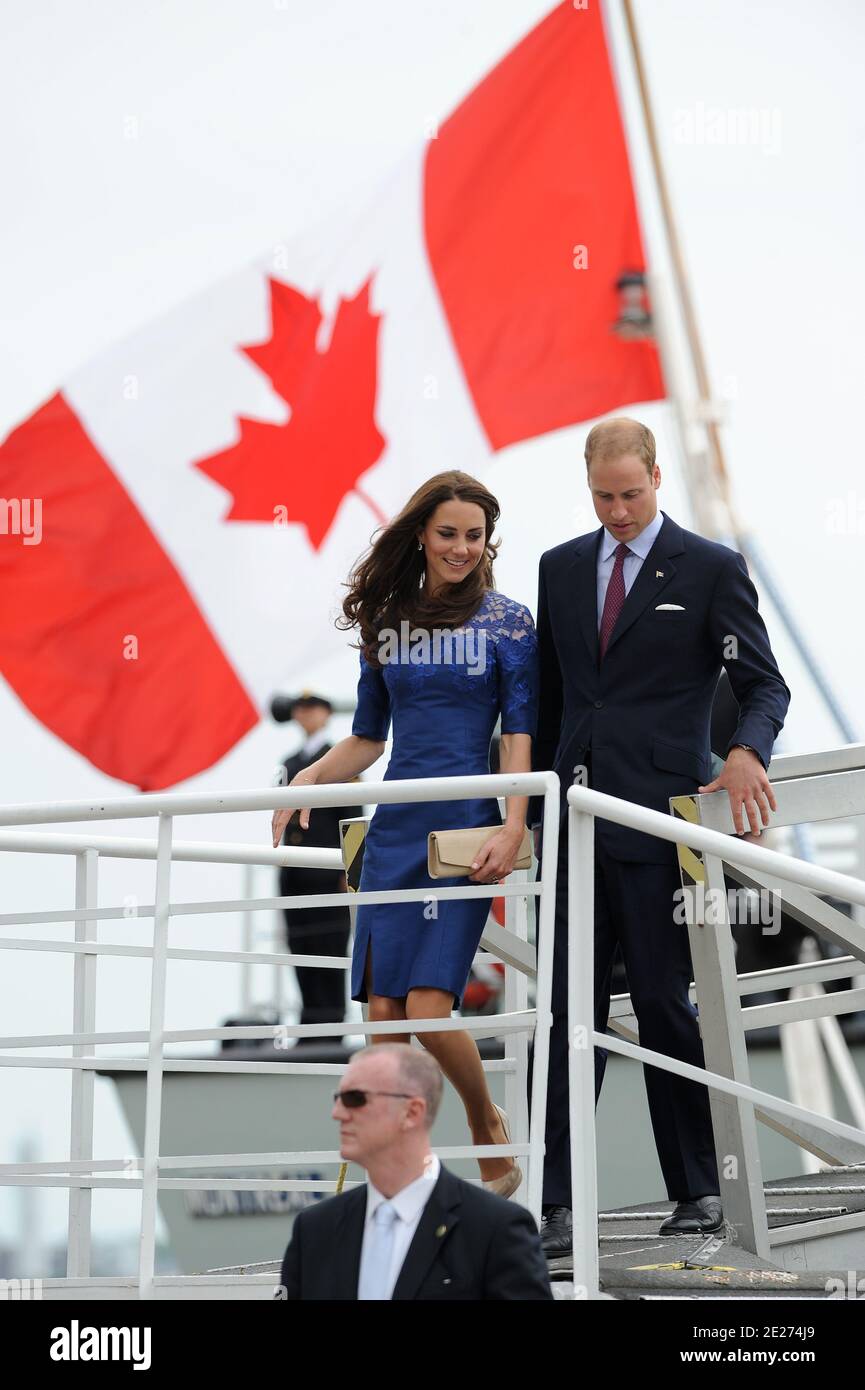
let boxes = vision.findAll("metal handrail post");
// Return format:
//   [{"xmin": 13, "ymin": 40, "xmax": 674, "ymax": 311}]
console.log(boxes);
[
  {"xmin": 67, "ymin": 848, "xmax": 98, "ymax": 1276},
  {"xmin": 568, "ymin": 802, "xmax": 599, "ymax": 1298},
  {"xmin": 503, "ymin": 868, "xmax": 529, "ymax": 1207},
  {"xmin": 689, "ymin": 844, "xmax": 770, "ymax": 1256},
  {"xmin": 137, "ymin": 813, "xmax": 173, "ymax": 1299},
  {"xmin": 525, "ymin": 775, "xmax": 559, "ymax": 1222},
  {"xmin": 240, "ymin": 863, "xmax": 254, "ymax": 1014}
]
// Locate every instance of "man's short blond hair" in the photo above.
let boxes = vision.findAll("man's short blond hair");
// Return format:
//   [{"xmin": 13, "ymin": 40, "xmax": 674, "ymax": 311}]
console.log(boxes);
[
  {"xmin": 585, "ymin": 417, "xmax": 656, "ymax": 476},
  {"xmin": 353, "ymin": 1043, "xmax": 443, "ymax": 1128}
]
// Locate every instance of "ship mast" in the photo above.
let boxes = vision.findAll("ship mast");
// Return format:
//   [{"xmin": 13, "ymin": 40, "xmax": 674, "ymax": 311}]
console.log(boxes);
[{"xmin": 617, "ymin": 0, "xmax": 855, "ymax": 742}]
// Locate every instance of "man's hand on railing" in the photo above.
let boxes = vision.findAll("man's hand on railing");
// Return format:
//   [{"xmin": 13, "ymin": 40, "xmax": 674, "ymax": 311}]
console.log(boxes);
[
  {"xmin": 698, "ymin": 746, "xmax": 777, "ymax": 837},
  {"xmin": 271, "ymin": 769, "xmax": 319, "ymax": 846}
]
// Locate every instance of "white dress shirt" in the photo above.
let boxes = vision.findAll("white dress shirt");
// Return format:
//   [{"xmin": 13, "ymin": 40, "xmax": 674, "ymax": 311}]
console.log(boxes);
[
  {"xmin": 300, "ymin": 728, "xmax": 330, "ymax": 760},
  {"xmin": 357, "ymin": 1154, "xmax": 441, "ymax": 1299},
  {"xmin": 596, "ymin": 509, "xmax": 664, "ymax": 629}
]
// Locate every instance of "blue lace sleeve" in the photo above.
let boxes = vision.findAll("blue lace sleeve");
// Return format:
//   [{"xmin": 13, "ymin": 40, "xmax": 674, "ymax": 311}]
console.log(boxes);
[
  {"xmin": 495, "ymin": 601, "xmax": 539, "ymax": 736},
  {"xmin": 351, "ymin": 650, "xmax": 391, "ymax": 742}
]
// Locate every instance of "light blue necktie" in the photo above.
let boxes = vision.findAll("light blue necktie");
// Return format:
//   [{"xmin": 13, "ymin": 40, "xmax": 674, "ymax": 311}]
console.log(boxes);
[{"xmin": 357, "ymin": 1200, "xmax": 399, "ymax": 1301}]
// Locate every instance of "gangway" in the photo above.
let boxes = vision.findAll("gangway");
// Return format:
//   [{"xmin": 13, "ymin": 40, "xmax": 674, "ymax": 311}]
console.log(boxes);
[
  {"xmin": 565, "ymin": 744, "xmax": 865, "ymax": 1299},
  {"xmin": 4, "ymin": 751, "xmax": 865, "ymax": 1298},
  {"xmin": 0, "ymin": 772, "xmax": 558, "ymax": 1299}
]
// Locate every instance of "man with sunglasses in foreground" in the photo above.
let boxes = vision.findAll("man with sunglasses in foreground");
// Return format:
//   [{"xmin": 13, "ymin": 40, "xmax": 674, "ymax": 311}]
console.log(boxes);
[{"xmin": 278, "ymin": 1043, "xmax": 552, "ymax": 1300}]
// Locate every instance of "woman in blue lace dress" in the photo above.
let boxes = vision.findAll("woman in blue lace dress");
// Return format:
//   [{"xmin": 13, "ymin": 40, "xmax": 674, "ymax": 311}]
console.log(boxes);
[{"xmin": 272, "ymin": 472, "xmax": 538, "ymax": 1195}]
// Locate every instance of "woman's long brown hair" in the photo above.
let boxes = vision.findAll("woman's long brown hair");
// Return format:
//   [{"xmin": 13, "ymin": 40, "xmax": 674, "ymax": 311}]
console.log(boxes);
[{"xmin": 339, "ymin": 471, "xmax": 500, "ymax": 663}]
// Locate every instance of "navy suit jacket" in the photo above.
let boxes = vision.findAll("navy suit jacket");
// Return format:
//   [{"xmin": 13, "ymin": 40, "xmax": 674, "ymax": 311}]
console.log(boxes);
[
  {"xmin": 531, "ymin": 512, "xmax": 791, "ymax": 862},
  {"xmin": 278, "ymin": 1164, "xmax": 553, "ymax": 1301}
]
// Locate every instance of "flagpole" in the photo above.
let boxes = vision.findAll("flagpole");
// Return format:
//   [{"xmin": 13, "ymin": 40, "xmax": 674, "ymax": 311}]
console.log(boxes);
[
  {"xmin": 617, "ymin": 0, "xmax": 856, "ymax": 741},
  {"xmin": 619, "ymin": 0, "xmax": 734, "ymax": 524}
]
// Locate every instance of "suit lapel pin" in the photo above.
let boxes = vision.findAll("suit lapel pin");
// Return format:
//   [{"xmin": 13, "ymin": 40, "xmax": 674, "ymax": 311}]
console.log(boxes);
[
  {"xmin": 435, "ymin": 1224, "xmax": 447, "ymax": 1237},
  {"xmin": 655, "ymin": 570, "xmax": 664, "ymax": 578}
]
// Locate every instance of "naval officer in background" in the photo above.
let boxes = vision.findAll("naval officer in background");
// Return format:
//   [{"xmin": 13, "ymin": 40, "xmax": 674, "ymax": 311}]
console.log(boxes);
[{"xmin": 273, "ymin": 693, "xmax": 362, "ymax": 1031}]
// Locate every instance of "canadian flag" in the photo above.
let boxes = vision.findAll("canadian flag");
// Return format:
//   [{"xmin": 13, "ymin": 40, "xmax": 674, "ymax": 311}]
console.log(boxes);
[{"xmin": 0, "ymin": 1, "xmax": 663, "ymax": 791}]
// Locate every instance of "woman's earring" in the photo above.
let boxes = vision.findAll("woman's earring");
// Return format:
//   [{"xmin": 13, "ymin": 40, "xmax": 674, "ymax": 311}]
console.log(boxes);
[{"xmin": 417, "ymin": 540, "xmax": 423, "ymax": 550}]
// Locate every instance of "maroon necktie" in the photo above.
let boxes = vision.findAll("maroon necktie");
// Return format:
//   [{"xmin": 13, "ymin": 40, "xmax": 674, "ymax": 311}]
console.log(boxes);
[{"xmin": 599, "ymin": 542, "xmax": 630, "ymax": 659}]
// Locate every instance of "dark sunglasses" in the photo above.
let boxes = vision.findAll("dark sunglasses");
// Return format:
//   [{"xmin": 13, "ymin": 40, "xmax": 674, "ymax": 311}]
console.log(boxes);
[{"xmin": 333, "ymin": 1088, "xmax": 414, "ymax": 1109}]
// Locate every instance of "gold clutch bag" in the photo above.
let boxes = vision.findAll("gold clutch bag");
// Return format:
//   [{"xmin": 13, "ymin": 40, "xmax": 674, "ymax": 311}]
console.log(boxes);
[{"xmin": 427, "ymin": 826, "xmax": 533, "ymax": 880}]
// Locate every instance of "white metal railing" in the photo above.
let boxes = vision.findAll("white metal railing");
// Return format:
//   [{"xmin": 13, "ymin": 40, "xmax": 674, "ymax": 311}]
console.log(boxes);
[
  {"xmin": 567, "ymin": 779, "xmax": 865, "ymax": 1299},
  {"xmin": 0, "ymin": 771, "xmax": 559, "ymax": 1299}
]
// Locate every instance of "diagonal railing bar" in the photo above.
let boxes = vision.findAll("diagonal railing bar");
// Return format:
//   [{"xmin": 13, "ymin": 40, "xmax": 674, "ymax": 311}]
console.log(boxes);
[{"xmin": 724, "ymin": 861, "xmax": 865, "ymax": 964}]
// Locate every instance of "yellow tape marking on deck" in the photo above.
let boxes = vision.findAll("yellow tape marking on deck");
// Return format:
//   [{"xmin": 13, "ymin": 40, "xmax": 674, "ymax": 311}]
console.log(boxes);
[{"xmin": 629, "ymin": 1262, "xmax": 737, "ymax": 1272}]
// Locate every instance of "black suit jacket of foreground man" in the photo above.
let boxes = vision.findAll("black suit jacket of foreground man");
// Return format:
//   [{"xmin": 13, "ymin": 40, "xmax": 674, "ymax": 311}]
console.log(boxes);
[{"xmin": 278, "ymin": 1164, "xmax": 553, "ymax": 1301}]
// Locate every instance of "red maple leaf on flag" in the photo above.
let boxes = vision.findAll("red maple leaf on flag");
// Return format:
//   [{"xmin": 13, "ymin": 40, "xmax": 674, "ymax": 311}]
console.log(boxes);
[{"xmin": 195, "ymin": 276, "xmax": 387, "ymax": 549}]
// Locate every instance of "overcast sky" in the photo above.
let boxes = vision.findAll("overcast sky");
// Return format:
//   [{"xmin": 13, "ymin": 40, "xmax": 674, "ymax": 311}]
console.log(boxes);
[{"xmin": 1, "ymin": 0, "xmax": 863, "ymax": 1248}]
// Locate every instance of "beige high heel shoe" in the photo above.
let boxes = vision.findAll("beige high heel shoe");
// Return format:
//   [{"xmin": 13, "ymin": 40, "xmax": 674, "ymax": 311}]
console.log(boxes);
[{"xmin": 482, "ymin": 1103, "xmax": 523, "ymax": 1199}]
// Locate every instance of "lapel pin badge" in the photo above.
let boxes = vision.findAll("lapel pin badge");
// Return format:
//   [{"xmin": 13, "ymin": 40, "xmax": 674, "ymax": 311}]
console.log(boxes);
[
  {"xmin": 435, "ymin": 1224, "xmax": 447, "ymax": 1237},
  {"xmin": 655, "ymin": 570, "xmax": 664, "ymax": 578}
]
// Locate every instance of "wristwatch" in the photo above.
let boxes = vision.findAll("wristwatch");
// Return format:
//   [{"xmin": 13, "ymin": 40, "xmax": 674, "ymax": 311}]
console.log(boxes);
[{"xmin": 731, "ymin": 743, "xmax": 766, "ymax": 769}]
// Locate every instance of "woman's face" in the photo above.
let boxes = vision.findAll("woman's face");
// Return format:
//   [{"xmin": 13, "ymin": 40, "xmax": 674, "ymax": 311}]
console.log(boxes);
[{"xmin": 418, "ymin": 499, "xmax": 487, "ymax": 594}]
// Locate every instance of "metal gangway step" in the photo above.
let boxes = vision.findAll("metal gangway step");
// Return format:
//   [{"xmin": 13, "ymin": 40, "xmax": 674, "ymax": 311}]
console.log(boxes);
[{"xmin": 544, "ymin": 1166, "xmax": 865, "ymax": 1300}]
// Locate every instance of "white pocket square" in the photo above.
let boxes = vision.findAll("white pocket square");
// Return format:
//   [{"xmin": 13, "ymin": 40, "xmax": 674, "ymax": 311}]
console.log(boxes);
[{"xmin": 655, "ymin": 603, "xmax": 685, "ymax": 611}]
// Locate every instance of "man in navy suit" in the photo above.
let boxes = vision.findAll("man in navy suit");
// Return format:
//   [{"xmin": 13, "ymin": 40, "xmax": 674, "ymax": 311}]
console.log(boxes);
[{"xmin": 531, "ymin": 418, "xmax": 790, "ymax": 1250}]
